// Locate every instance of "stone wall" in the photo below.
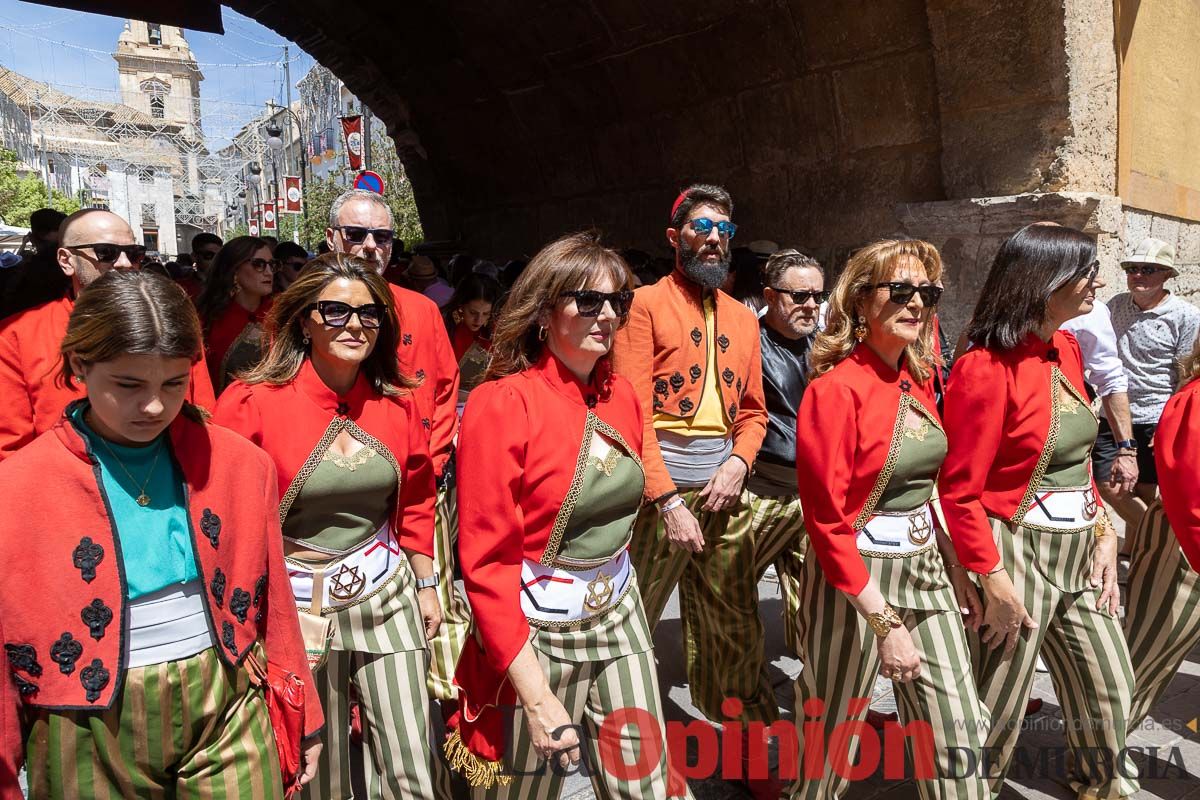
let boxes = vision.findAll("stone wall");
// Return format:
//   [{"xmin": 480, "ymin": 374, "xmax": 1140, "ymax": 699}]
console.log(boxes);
[{"xmin": 1124, "ymin": 207, "xmax": 1200, "ymax": 305}]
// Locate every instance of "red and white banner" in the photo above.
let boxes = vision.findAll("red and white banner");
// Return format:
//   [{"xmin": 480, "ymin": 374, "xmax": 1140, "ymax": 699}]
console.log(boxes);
[
  {"xmin": 340, "ymin": 115, "xmax": 364, "ymax": 171},
  {"xmin": 282, "ymin": 176, "xmax": 302, "ymax": 214},
  {"xmin": 262, "ymin": 202, "xmax": 277, "ymax": 231},
  {"xmin": 249, "ymin": 215, "xmax": 260, "ymax": 236}
]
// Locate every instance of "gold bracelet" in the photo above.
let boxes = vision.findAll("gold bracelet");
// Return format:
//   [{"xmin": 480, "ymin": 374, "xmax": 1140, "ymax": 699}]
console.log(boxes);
[{"xmin": 866, "ymin": 604, "xmax": 903, "ymax": 638}]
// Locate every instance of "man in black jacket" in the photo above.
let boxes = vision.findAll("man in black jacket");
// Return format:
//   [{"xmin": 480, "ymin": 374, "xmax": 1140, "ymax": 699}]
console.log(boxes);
[{"xmin": 747, "ymin": 249, "xmax": 824, "ymax": 655}]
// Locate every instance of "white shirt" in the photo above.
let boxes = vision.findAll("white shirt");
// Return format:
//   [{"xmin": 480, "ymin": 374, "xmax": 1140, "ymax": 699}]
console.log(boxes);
[{"xmin": 1061, "ymin": 301, "xmax": 1128, "ymax": 398}]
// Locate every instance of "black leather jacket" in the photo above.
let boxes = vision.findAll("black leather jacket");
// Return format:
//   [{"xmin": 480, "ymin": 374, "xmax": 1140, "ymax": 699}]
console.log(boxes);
[{"xmin": 756, "ymin": 323, "xmax": 813, "ymax": 468}]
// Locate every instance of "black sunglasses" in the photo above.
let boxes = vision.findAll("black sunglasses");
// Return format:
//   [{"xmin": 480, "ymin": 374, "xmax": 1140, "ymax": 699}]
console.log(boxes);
[
  {"xmin": 65, "ymin": 243, "xmax": 147, "ymax": 265},
  {"xmin": 247, "ymin": 258, "xmax": 279, "ymax": 273},
  {"xmin": 334, "ymin": 225, "xmax": 395, "ymax": 246},
  {"xmin": 561, "ymin": 289, "xmax": 634, "ymax": 317},
  {"xmin": 868, "ymin": 282, "xmax": 943, "ymax": 306},
  {"xmin": 305, "ymin": 300, "xmax": 385, "ymax": 329},
  {"xmin": 1122, "ymin": 264, "xmax": 1168, "ymax": 277},
  {"xmin": 769, "ymin": 287, "xmax": 828, "ymax": 305}
]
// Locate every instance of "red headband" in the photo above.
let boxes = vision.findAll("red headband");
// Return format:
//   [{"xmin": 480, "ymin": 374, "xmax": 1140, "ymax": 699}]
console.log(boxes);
[{"xmin": 670, "ymin": 189, "xmax": 690, "ymax": 221}]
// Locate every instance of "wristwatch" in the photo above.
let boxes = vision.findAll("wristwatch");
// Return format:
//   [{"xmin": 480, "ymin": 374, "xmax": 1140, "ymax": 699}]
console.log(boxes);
[
  {"xmin": 1115, "ymin": 439, "xmax": 1138, "ymax": 452},
  {"xmin": 415, "ymin": 574, "xmax": 439, "ymax": 590},
  {"xmin": 866, "ymin": 604, "xmax": 903, "ymax": 638}
]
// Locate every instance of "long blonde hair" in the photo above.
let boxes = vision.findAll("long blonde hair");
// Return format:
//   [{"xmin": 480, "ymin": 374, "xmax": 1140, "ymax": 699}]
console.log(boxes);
[
  {"xmin": 486, "ymin": 231, "xmax": 633, "ymax": 381},
  {"xmin": 1179, "ymin": 335, "xmax": 1200, "ymax": 387},
  {"xmin": 809, "ymin": 239, "xmax": 943, "ymax": 383}
]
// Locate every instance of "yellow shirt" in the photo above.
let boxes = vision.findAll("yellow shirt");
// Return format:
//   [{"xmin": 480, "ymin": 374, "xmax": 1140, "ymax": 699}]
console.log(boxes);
[{"xmin": 652, "ymin": 295, "xmax": 731, "ymax": 436}]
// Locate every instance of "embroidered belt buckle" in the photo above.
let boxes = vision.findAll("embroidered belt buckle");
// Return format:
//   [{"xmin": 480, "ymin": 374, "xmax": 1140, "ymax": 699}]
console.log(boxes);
[
  {"xmin": 520, "ymin": 550, "xmax": 632, "ymax": 626},
  {"xmin": 856, "ymin": 505, "xmax": 937, "ymax": 558},
  {"xmin": 1021, "ymin": 487, "xmax": 1099, "ymax": 532},
  {"xmin": 286, "ymin": 524, "xmax": 406, "ymax": 612}
]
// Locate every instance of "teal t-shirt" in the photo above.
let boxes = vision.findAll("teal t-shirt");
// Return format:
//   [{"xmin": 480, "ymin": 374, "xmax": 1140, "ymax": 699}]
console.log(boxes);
[{"xmin": 71, "ymin": 405, "xmax": 198, "ymax": 600}]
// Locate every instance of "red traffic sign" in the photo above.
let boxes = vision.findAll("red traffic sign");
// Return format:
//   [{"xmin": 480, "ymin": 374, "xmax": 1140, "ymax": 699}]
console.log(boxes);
[{"xmin": 353, "ymin": 170, "xmax": 385, "ymax": 194}]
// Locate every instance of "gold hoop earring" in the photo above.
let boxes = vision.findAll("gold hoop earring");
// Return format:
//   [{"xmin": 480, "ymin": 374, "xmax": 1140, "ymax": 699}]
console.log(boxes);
[
  {"xmin": 452, "ymin": 309, "xmax": 463, "ymax": 324},
  {"xmin": 537, "ymin": 326, "xmax": 548, "ymax": 342},
  {"xmin": 302, "ymin": 331, "xmax": 311, "ymax": 346},
  {"xmin": 853, "ymin": 316, "xmax": 868, "ymax": 343}
]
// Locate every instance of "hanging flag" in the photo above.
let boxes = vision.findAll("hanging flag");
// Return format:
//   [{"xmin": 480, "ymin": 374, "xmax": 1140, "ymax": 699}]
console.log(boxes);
[
  {"xmin": 340, "ymin": 115, "xmax": 364, "ymax": 171},
  {"xmin": 263, "ymin": 201, "xmax": 278, "ymax": 231},
  {"xmin": 282, "ymin": 176, "xmax": 302, "ymax": 214},
  {"xmin": 249, "ymin": 215, "xmax": 260, "ymax": 236}
]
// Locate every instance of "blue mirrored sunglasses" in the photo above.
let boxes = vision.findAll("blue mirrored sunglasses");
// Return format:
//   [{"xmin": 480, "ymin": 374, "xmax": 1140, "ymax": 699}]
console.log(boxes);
[{"xmin": 688, "ymin": 218, "xmax": 737, "ymax": 239}]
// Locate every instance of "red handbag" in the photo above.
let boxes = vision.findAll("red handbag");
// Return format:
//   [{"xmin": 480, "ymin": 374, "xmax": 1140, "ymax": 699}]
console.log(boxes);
[{"xmin": 246, "ymin": 650, "xmax": 308, "ymax": 797}]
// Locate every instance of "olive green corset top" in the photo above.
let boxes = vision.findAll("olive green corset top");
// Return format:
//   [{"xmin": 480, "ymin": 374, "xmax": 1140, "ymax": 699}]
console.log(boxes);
[
  {"xmin": 283, "ymin": 445, "xmax": 397, "ymax": 553},
  {"xmin": 1041, "ymin": 373, "xmax": 1098, "ymax": 489},
  {"xmin": 556, "ymin": 441, "xmax": 645, "ymax": 567},
  {"xmin": 877, "ymin": 409, "xmax": 947, "ymax": 513}
]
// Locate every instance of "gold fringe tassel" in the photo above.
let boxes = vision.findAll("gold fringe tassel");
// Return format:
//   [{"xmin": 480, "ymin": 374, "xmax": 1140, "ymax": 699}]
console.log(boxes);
[{"xmin": 443, "ymin": 729, "xmax": 512, "ymax": 788}]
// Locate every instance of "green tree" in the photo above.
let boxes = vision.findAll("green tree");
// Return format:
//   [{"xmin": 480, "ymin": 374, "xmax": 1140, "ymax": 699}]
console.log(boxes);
[{"xmin": 0, "ymin": 149, "xmax": 81, "ymax": 227}]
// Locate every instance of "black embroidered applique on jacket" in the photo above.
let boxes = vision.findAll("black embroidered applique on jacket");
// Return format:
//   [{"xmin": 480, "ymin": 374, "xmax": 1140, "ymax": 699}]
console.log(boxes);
[
  {"xmin": 669, "ymin": 372, "xmax": 684, "ymax": 393},
  {"xmin": 11, "ymin": 673, "xmax": 37, "ymax": 695},
  {"xmin": 222, "ymin": 622, "xmax": 239, "ymax": 657},
  {"xmin": 653, "ymin": 379, "xmax": 668, "ymax": 398},
  {"xmin": 200, "ymin": 509, "xmax": 221, "ymax": 548},
  {"xmin": 1046, "ymin": 348, "xmax": 1059, "ymax": 362},
  {"xmin": 79, "ymin": 659, "xmax": 109, "ymax": 703},
  {"xmin": 230, "ymin": 588, "xmax": 252, "ymax": 624},
  {"xmin": 653, "ymin": 397, "xmax": 664, "ymax": 412},
  {"xmin": 689, "ymin": 365, "xmax": 701, "ymax": 383},
  {"xmin": 722, "ymin": 367, "xmax": 735, "ymax": 387},
  {"xmin": 899, "ymin": 380, "xmax": 912, "ymax": 393},
  {"xmin": 717, "ymin": 334, "xmax": 730, "ymax": 353},
  {"xmin": 422, "ymin": 418, "xmax": 431, "ymax": 430},
  {"xmin": 416, "ymin": 369, "xmax": 426, "ymax": 381},
  {"xmin": 679, "ymin": 397, "xmax": 694, "ymax": 414},
  {"xmin": 50, "ymin": 633, "xmax": 82, "ymax": 675},
  {"xmin": 690, "ymin": 328, "xmax": 702, "ymax": 346},
  {"xmin": 210, "ymin": 568, "xmax": 226, "ymax": 608},
  {"xmin": 81, "ymin": 600, "xmax": 113, "ymax": 641},
  {"xmin": 72, "ymin": 537, "xmax": 104, "ymax": 583},
  {"xmin": 736, "ymin": 377, "xmax": 742, "ymax": 394},
  {"xmin": 728, "ymin": 402, "xmax": 738, "ymax": 420},
  {"xmin": 253, "ymin": 574, "xmax": 267, "ymax": 622},
  {"xmin": 402, "ymin": 333, "xmax": 413, "ymax": 346},
  {"xmin": 5, "ymin": 643, "xmax": 42, "ymax": 677}
]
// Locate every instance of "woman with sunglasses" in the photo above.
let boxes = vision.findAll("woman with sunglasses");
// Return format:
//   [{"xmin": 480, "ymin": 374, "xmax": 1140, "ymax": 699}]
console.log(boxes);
[
  {"xmin": 444, "ymin": 274, "xmax": 503, "ymax": 413},
  {"xmin": 214, "ymin": 252, "xmax": 442, "ymax": 799},
  {"xmin": 791, "ymin": 239, "xmax": 988, "ymax": 800},
  {"xmin": 195, "ymin": 236, "xmax": 276, "ymax": 394},
  {"xmin": 940, "ymin": 223, "xmax": 1137, "ymax": 798},
  {"xmin": 1123, "ymin": 333, "xmax": 1200, "ymax": 730},
  {"xmin": 0, "ymin": 270, "xmax": 323, "ymax": 799},
  {"xmin": 445, "ymin": 232, "xmax": 688, "ymax": 799}
]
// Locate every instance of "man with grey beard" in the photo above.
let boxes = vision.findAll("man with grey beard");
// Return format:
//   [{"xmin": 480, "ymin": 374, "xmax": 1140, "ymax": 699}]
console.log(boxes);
[{"xmin": 612, "ymin": 184, "xmax": 777, "ymax": 799}]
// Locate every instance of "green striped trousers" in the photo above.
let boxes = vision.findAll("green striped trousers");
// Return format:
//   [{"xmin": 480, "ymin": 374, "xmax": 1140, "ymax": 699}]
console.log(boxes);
[
  {"xmin": 790, "ymin": 550, "xmax": 990, "ymax": 800},
  {"xmin": 428, "ymin": 481, "xmax": 472, "ymax": 702},
  {"xmin": 747, "ymin": 490, "xmax": 809, "ymax": 656},
  {"xmin": 25, "ymin": 646, "xmax": 283, "ymax": 800},
  {"xmin": 474, "ymin": 644, "xmax": 686, "ymax": 799},
  {"xmin": 971, "ymin": 517, "xmax": 1137, "ymax": 799},
  {"xmin": 301, "ymin": 648, "xmax": 435, "ymax": 800},
  {"xmin": 1124, "ymin": 499, "xmax": 1200, "ymax": 730},
  {"xmin": 630, "ymin": 488, "xmax": 787, "ymax": 723}
]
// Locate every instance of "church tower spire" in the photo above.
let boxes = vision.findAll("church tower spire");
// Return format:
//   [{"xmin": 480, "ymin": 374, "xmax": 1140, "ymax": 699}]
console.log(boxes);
[{"xmin": 113, "ymin": 19, "xmax": 204, "ymax": 139}]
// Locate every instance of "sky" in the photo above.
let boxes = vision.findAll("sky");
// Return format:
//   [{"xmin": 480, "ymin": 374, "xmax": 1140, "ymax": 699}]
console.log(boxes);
[{"xmin": 0, "ymin": 1, "xmax": 319, "ymax": 149}]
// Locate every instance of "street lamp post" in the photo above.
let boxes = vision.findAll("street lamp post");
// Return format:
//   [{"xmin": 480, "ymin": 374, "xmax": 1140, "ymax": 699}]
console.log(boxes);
[{"xmin": 265, "ymin": 101, "xmax": 309, "ymax": 248}]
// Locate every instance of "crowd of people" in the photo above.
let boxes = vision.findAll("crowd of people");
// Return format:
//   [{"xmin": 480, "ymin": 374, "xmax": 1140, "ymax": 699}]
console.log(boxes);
[{"xmin": 0, "ymin": 181, "xmax": 1197, "ymax": 800}]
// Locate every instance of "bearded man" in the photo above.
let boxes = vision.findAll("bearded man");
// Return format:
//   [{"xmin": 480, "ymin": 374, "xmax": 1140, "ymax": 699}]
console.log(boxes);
[{"xmin": 612, "ymin": 184, "xmax": 775, "ymax": 798}]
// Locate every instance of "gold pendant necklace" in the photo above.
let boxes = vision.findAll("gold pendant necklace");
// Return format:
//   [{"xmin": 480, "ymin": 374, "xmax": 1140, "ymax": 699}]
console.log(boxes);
[{"xmin": 94, "ymin": 429, "xmax": 163, "ymax": 507}]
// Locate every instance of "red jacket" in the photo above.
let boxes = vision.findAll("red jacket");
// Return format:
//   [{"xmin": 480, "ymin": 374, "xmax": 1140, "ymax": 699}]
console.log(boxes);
[
  {"xmin": 213, "ymin": 360, "xmax": 436, "ymax": 559},
  {"xmin": 204, "ymin": 297, "xmax": 273, "ymax": 394},
  {"xmin": 796, "ymin": 347, "xmax": 942, "ymax": 596},
  {"xmin": 0, "ymin": 404, "xmax": 324, "ymax": 786},
  {"xmin": 1155, "ymin": 376, "xmax": 1200, "ymax": 571},
  {"xmin": 390, "ymin": 284, "xmax": 460, "ymax": 479},
  {"xmin": 449, "ymin": 352, "xmax": 643, "ymax": 763},
  {"xmin": 939, "ymin": 331, "xmax": 1102, "ymax": 574},
  {"xmin": 0, "ymin": 296, "xmax": 216, "ymax": 461},
  {"xmin": 612, "ymin": 269, "xmax": 767, "ymax": 502}
]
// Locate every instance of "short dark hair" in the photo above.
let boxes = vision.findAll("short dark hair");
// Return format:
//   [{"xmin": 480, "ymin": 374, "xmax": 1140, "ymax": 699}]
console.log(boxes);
[
  {"xmin": 191, "ymin": 232, "xmax": 223, "ymax": 252},
  {"xmin": 763, "ymin": 249, "xmax": 822, "ymax": 287},
  {"xmin": 29, "ymin": 208, "xmax": 67, "ymax": 236},
  {"xmin": 274, "ymin": 241, "xmax": 308, "ymax": 262},
  {"xmin": 669, "ymin": 183, "xmax": 733, "ymax": 230},
  {"xmin": 966, "ymin": 223, "xmax": 1097, "ymax": 351}
]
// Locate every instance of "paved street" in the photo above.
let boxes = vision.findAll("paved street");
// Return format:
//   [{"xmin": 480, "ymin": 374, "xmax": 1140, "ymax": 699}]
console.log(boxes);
[{"xmin": 562, "ymin": 546, "xmax": 1200, "ymax": 799}]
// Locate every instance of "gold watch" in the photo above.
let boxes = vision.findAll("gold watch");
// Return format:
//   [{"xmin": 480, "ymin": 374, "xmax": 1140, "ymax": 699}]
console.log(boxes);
[{"xmin": 866, "ymin": 604, "xmax": 903, "ymax": 638}]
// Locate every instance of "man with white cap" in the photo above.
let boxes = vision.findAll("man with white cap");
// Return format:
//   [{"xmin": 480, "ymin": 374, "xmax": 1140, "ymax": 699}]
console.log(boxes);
[{"xmin": 1093, "ymin": 237, "xmax": 1200, "ymax": 531}]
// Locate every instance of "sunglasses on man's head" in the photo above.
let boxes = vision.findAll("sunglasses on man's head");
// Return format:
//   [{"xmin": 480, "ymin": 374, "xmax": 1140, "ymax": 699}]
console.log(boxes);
[
  {"xmin": 65, "ymin": 243, "xmax": 147, "ymax": 265},
  {"xmin": 688, "ymin": 218, "xmax": 738, "ymax": 239},
  {"xmin": 1122, "ymin": 264, "xmax": 1168, "ymax": 277},
  {"xmin": 561, "ymin": 289, "xmax": 634, "ymax": 317},
  {"xmin": 868, "ymin": 282, "xmax": 943, "ymax": 306},
  {"xmin": 770, "ymin": 287, "xmax": 829, "ymax": 305},
  {"xmin": 305, "ymin": 300, "xmax": 385, "ymax": 329},
  {"xmin": 334, "ymin": 226, "xmax": 395, "ymax": 246}
]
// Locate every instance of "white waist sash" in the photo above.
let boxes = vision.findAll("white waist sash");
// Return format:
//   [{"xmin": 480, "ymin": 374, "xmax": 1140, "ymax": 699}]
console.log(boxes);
[
  {"xmin": 856, "ymin": 505, "xmax": 937, "ymax": 557},
  {"xmin": 127, "ymin": 581, "xmax": 215, "ymax": 668},
  {"xmin": 1020, "ymin": 487, "xmax": 1098, "ymax": 531},
  {"xmin": 286, "ymin": 525, "xmax": 406, "ymax": 613},
  {"xmin": 520, "ymin": 549, "xmax": 632, "ymax": 625}
]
